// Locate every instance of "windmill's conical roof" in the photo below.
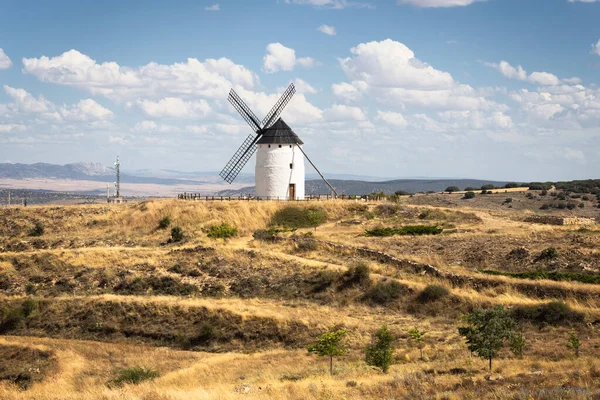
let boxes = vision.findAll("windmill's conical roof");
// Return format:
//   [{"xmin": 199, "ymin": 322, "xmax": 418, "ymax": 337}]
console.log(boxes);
[{"xmin": 256, "ymin": 118, "xmax": 304, "ymax": 145}]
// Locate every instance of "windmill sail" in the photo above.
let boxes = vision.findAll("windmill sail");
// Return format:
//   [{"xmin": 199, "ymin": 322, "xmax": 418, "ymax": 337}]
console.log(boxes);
[{"xmin": 219, "ymin": 83, "xmax": 296, "ymax": 184}]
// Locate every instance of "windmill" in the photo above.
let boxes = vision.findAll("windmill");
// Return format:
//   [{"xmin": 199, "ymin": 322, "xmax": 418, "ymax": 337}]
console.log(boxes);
[{"xmin": 219, "ymin": 83, "xmax": 337, "ymax": 200}]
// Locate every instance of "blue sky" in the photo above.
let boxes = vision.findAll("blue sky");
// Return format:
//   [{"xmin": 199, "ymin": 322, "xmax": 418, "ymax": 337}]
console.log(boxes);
[{"xmin": 0, "ymin": 0, "xmax": 599, "ymax": 181}]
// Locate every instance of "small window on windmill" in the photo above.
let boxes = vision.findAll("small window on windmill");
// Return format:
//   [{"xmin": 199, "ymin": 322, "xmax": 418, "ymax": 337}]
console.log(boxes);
[
  {"xmin": 268, "ymin": 145, "xmax": 271, "ymax": 148},
  {"xmin": 290, "ymin": 163, "xmax": 293, "ymax": 169},
  {"xmin": 289, "ymin": 145, "xmax": 292, "ymax": 148},
  {"xmin": 279, "ymin": 145, "xmax": 282, "ymax": 148}
]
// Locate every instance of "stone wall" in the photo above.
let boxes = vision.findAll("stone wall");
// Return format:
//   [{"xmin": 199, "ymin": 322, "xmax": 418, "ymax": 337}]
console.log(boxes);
[{"xmin": 524, "ymin": 215, "xmax": 596, "ymax": 226}]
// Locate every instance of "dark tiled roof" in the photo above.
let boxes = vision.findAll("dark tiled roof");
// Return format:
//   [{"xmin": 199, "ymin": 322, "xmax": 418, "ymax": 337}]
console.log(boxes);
[{"xmin": 256, "ymin": 118, "xmax": 304, "ymax": 145}]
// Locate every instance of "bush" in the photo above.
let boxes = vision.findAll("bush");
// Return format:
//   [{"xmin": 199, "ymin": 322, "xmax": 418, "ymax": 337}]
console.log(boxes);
[
  {"xmin": 271, "ymin": 207, "xmax": 326, "ymax": 229},
  {"xmin": 541, "ymin": 190, "xmax": 548, "ymax": 196},
  {"xmin": 364, "ymin": 280, "xmax": 408, "ymax": 305},
  {"xmin": 504, "ymin": 182, "xmax": 520, "ymax": 188},
  {"xmin": 295, "ymin": 238, "xmax": 318, "ymax": 252},
  {"xmin": 157, "ymin": 215, "xmax": 171, "ymax": 229},
  {"xmin": 538, "ymin": 247, "xmax": 558, "ymax": 260},
  {"xmin": 417, "ymin": 285, "xmax": 450, "ymax": 303},
  {"xmin": 205, "ymin": 223, "xmax": 238, "ymax": 239},
  {"xmin": 445, "ymin": 186, "xmax": 460, "ymax": 193},
  {"xmin": 504, "ymin": 198, "xmax": 513, "ymax": 204},
  {"xmin": 170, "ymin": 226, "xmax": 184, "ymax": 243},
  {"xmin": 365, "ymin": 225, "xmax": 442, "ymax": 237},
  {"xmin": 511, "ymin": 301, "xmax": 584, "ymax": 326},
  {"xmin": 579, "ymin": 203, "xmax": 585, "ymax": 208},
  {"xmin": 481, "ymin": 184, "xmax": 495, "ymax": 191},
  {"xmin": 253, "ymin": 227, "xmax": 286, "ymax": 241},
  {"xmin": 463, "ymin": 191, "xmax": 476, "ymax": 199},
  {"xmin": 341, "ymin": 263, "xmax": 371, "ymax": 288},
  {"xmin": 540, "ymin": 204, "xmax": 550, "ymax": 210},
  {"xmin": 464, "ymin": 187, "xmax": 477, "ymax": 191},
  {"xmin": 28, "ymin": 222, "xmax": 44, "ymax": 237},
  {"xmin": 108, "ymin": 366, "xmax": 160, "ymax": 387}
]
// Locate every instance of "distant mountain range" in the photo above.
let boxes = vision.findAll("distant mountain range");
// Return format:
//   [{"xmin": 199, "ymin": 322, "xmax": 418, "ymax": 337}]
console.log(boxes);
[
  {"xmin": 1, "ymin": 162, "xmax": 513, "ymax": 196},
  {"xmin": 216, "ymin": 178, "xmax": 512, "ymax": 196}
]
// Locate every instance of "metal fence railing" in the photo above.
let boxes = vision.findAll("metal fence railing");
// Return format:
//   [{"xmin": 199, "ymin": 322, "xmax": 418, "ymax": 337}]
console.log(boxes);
[{"xmin": 177, "ymin": 193, "xmax": 388, "ymax": 201}]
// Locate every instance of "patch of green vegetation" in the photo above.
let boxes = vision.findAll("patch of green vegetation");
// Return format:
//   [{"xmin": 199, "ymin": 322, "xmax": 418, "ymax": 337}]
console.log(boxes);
[
  {"xmin": 480, "ymin": 269, "xmax": 600, "ymax": 285},
  {"xmin": 271, "ymin": 207, "xmax": 327, "ymax": 229},
  {"xmin": 28, "ymin": 222, "xmax": 45, "ymax": 237},
  {"xmin": 170, "ymin": 226, "xmax": 184, "ymax": 243},
  {"xmin": 417, "ymin": 285, "xmax": 450, "ymax": 303},
  {"xmin": 253, "ymin": 227, "xmax": 292, "ymax": 241},
  {"xmin": 157, "ymin": 215, "xmax": 171, "ymax": 229},
  {"xmin": 463, "ymin": 191, "xmax": 476, "ymax": 199},
  {"xmin": 365, "ymin": 225, "xmax": 442, "ymax": 237},
  {"xmin": 511, "ymin": 301, "xmax": 584, "ymax": 326},
  {"xmin": 363, "ymin": 280, "xmax": 408, "ymax": 305},
  {"xmin": 205, "ymin": 223, "xmax": 238, "ymax": 239},
  {"xmin": 340, "ymin": 262, "xmax": 371, "ymax": 288},
  {"xmin": 108, "ymin": 366, "xmax": 160, "ymax": 387}
]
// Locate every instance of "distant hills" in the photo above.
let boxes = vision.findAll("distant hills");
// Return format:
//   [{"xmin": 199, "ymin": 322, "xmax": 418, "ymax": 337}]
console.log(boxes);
[
  {"xmin": 216, "ymin": 178, "xmax": 512, "ymax": 196},
  {"xmin": 0, "ymin": 162, "xmax": 515, "ymax": 196}
]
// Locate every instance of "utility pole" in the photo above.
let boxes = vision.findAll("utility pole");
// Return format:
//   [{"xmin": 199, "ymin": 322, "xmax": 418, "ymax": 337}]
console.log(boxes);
[
  {"xmin": 114, "ymin": 155, "xmax": 120, "ymax": 198},
  {"xmin": 7, "ymin": 190, "xmax": 10, "ymax": 207}
]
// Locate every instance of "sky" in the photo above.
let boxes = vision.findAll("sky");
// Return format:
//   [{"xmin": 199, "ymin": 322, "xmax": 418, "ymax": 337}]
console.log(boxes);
[{"xmin": 0, "ymin": 0, "xmax": 599, "ymax": 181}]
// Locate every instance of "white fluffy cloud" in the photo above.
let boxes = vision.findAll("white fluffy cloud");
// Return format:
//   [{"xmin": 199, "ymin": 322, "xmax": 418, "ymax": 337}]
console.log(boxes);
[
  {"xmin": 3, "ymin": 85, "xmax": 113, "ymax": 122},
  {"xmin": 591, "ymin": 39, "xmax": 600, "ymax": 56},
  {"xmin": 0, "ymin": 48, "xmax": 11, "ymax": 69},
  {"xmin": 485, "ymin": 60, "xmax": 562, "ymax": 86},
  {"xmin": 136, "ymin": 97, "xmax": 211, "ymax": 119},
  {"xmin": 278, "ymin": 78, "xmax": 318, "ymax": 94},
  {"xmin": 0, "ymin": 124, "xmax": 26, "ymax": 133},
  {"xmin": 324, "ymin": 104, "xmax": 367, "ymax": 121},
  {"xmin": 377, "ymin": 110, "xmax": 407, "ymax": 128},
  {"xmin": 340, "ymin": 39, "xmax": 454, "ymax": 90},
  {"xmin": 22, "ymin": 50, "xmax": 258, "ymax": 101},
  {"xmin": 205, "ymin": 4, "xmax": 220, "ymax": 11},
  {"xmin": 397, "ymin": 0, "xmax": 484, "ymax": 7},
  {"xmin": 263, "ymin": 43, "xmax": 319, "ymax": 73},
  {"xmin": 332, "ymin": 82, "xmax": 362, "ymax": 103},
  {"xmin": 317, "ymin": 25, "xmax": 337, "ymax": 36}
]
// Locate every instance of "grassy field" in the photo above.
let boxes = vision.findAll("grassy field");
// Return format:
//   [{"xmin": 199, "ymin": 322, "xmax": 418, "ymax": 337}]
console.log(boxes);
[{"xmin": 1, "ymin": 192, "xmax": 599, "ymax": 399}]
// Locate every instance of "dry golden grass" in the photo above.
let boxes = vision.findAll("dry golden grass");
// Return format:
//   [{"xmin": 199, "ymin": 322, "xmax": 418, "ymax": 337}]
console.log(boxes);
[{"xmin": 2, "ymin": 199, "xmax": 600, "ymax": 399}]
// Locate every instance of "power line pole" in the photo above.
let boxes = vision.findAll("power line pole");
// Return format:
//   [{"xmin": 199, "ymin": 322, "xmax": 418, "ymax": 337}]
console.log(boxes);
[{"xmin": 114, "ymin": 155, "xmax": 120, "ymax": 198}]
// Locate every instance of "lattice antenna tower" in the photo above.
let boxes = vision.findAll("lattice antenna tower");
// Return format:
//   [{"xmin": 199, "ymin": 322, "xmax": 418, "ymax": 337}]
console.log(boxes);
[{"xmin": 114, "ymin": 156, "xmax": 120, "ymax": 198}]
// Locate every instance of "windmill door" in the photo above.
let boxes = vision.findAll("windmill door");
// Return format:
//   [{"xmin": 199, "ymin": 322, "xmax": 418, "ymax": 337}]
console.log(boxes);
[{"xmin": 289, "ymin": 184, "xmax": 296, "ymax": 200}]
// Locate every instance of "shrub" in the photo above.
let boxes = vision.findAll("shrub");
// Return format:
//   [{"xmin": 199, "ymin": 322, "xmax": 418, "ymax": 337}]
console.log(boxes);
[
  {"xmin": 341, "ymin": 263, "xmax": 371, "ymax": 288},
  {"xmin": 295, "ymin": 237, "xmax": 318, "ymax": 252},
  {"xmin": 481, "ymin": 184, "xmax": 495, "ymax": 191},
  {"xmin": 504, "ymin": 198, "xmax": 513, "ymax": 204},
  {"xmin": 579, "ymin": 203, "xmax": 585, "ymax": 208},
  {"xmin": 271, "ymin": 207, "xmax": 327, "ymax": 229},
  {"xmin": 582, "ymin": 195, "xmax": 590, "ymax": 201},
  {"xmin": 364, "ymin": 280, "xmax": 408, "ymax": 305},
  {"xmin": 510, "ymin": 331, "xmax": 526, "ymax": 358},
  {"xmin": 464, "ymin": 187, "xmax": 477, "ymax": 191},
  {"xmin": 253, "ymin": 227, "xmax": 287, "ymax": 241},
  {"xmin": 170, "ymin": 226, "xmax": 184, "ymax": 243},
  {"xmin": 505, "ymin": 182, "xmax": 520, "ymax": 188},
  {"xmin": 511, "ymin": 301, "xmax": 584, "ymax": 326},
  {"xmin": 205, "ymin": 223, "xmax": 238, "ymax": 239},
  {"xmin": 365, "ymin": 225, "xmax": 442, "ymax": 237},
  {"xmin": 540, "ymin": 204, "xmax": 550, "ymax": 210},
  {"xmin": 540, "ymin": 190, "xmax": 548, "ymax": 196},
  {"xmin": 538, "ymin": 247, "xmax": 558, "ymax": 260},
  {"xmin": 28, "ymin": 222, "xmax": 45, "ymax": 237},
  {"xmin": 463, "ymin": 191, "xmax": 475, "ymax": 199},
  {"xmin": 365, "ymin": 325, "xmax": 395, "ymax": 373},
  {"xmin": 445, "ymin": 186, "xmax": 460, "ymax": 193},
  {"xmin": 557, "ymin": 192, "xmax": 566, "ymax": 200},
  {"xmin": 394, "ymin": 190, "xmax": 410, "ymax": 196},
  {"xmin": 567, "ymin": 332, "xmax": 581, "ymax": 358},
  {"xmin": 417, "ymin": 285, "xmax": 449, "ymax": 303},
  {"xmin": 157, "ymin": 215, "xmax": 171, "ymax": 229},
  {"xmin": 108, "ymin": 366, "xmax": 160, "ymax": 387}
]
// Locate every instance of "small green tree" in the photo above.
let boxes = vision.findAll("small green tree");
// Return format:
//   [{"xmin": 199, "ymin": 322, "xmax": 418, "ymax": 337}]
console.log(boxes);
[
  {"xmin": 463, "ymin": 191, "xmax": 476, "ymax": 199},
  {"xmin": 445, "ymin": 186, "xmax": 460, "ymax": 193},
  {"xmin": 458, "ymin": 306, "xmax": 515, "ymax": 371},
  {"xmin": 567, "ymin": 331, "xmax": 581, "ymax": 358},
  {"xmin": 408, "ymin": 328, "xmax": 425, "ymax": 360},
  {"xmin": 307, "ymin": 209, "xmax": 326, "ymax": 231},
  {"xmin": 365, "ymin": 325, "xmax": 395, "ymax": 373},
  {"xmin": 308, "ymin": 329, "xmax": 348, "ymax": 375},
  {"xmin": 509, "ymin": 331, "xmax": 526, "ymax": 358}
]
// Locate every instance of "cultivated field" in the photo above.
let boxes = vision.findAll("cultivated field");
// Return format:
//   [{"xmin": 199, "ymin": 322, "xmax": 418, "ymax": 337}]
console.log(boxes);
[{"xmin": 1, "ymin": 190, "xmax": 599, "ymax": 399}]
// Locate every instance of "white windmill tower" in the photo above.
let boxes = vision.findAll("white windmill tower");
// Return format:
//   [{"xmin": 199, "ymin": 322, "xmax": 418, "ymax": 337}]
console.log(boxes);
[{"xmin": 220, "ymin": 83, "xmax": 337, "ymax": 200}]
